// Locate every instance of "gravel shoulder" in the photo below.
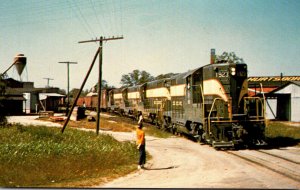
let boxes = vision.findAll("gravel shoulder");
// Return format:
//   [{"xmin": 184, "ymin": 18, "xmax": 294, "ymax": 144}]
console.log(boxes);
[{"xmin": 6, "ymin": 116, "xmax": 300, "ymax": 189}]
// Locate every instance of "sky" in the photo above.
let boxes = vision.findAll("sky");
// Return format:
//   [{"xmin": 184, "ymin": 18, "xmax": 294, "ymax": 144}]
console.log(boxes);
[{"xmin": 0, "ymin": 0, "xmax": 299, "ymax": 92}]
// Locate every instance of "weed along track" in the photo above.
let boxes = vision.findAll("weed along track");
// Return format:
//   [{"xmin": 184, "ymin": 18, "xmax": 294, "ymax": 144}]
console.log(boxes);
[{"xmin": 226, "ymin": 149, "xmax": 300, "ymax": 183}]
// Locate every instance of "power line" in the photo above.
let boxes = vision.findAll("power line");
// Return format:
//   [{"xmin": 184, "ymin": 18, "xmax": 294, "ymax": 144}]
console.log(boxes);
[
  {"xmin": 70, "ymin": 0, "xmax": 96, "ymax": 38},
  {"xmin": 89, "ymin": 0, "xmax": 105, "ymax": 36}
]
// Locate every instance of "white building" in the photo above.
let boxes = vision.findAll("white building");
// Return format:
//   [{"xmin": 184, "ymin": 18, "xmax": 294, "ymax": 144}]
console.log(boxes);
[{"xmin": 265, "ymin": 82, "xmax": 300, "ymax": 122}]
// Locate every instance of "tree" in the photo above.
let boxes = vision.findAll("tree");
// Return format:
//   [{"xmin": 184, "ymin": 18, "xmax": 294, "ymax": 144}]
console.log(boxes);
[
  {"xmin": 120, "ymin": 70, "xmax": 154, "ymax": 87},
  {"xmin": 58, "ymin": 89, "xmax": 66, "ymax": 95},
  {"xmin": 155, "ymin": 73, "xmax": 178, "ymax": 80},
  {"xmin": 215, "ymin": 52, "xmax": 245, "ymax": 64},
  {"xmin": 81, "ymin": 89, "xmax": 89, "ymax": 96},
  {"xmin": 69, "ymin": 88, "xmax": 81, "ymax": 98},
  {"xmin": 92, "ymin": 79, "xmax": 114, "ymax": 92}
]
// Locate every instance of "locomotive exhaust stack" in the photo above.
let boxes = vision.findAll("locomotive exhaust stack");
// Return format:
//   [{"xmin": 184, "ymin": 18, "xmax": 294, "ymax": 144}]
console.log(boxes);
[{"xmin": 210, "ymin": 48, "xmax": 216, "ymax": 64}]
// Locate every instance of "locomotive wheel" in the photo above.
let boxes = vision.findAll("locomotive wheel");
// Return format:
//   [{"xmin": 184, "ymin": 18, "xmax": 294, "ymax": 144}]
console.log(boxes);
[
  {"xmin": 197, "ymin": 129, "xmax": 206, "ymax": 144},
  {"xmin": 196, "ymin": 134, "xmax": 202, "ymax": 143},
  {"xmin": 171, "ymin": 124, "xmax": 177, "ymax": 135},
  {"xmin": 162, "ymin": 118, "xmax": 172, "ymax": 132},
  {"xmin": 162, "ymin": 119, "xmax": 168, "ymax": 131},
  {"xmin": 170, "ymin": 128, "xmax": 175, "ymax": 134}
]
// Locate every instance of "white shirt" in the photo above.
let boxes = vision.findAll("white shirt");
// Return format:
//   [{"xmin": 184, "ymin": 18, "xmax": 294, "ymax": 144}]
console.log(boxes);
[{"xmin": 138, "ymin": 115, "xmax": 143, "ymax": 124}]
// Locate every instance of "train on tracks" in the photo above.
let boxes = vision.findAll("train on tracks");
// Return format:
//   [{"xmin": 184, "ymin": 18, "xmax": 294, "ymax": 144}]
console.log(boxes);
[{"xmin": 77, "ymin": 52, "xmax": 267, "ymax": 149}]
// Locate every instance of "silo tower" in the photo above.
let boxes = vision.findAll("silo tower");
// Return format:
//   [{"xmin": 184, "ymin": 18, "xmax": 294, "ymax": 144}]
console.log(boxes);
[{"xmin": 14, "ymin": 53, "xmax": 27, "ymax": 81}]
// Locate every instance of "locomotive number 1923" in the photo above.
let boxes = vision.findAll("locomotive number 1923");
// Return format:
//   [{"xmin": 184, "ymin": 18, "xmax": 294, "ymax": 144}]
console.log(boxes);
[{"xmin": 216, "ymin": 71, "xmax": 229, "ymax": 78}]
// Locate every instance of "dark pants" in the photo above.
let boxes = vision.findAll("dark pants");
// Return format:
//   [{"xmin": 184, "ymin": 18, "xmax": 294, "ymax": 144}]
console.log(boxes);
[{"xmin": 139, "ymin": 144, "xmax": 146, "ymax": 165}]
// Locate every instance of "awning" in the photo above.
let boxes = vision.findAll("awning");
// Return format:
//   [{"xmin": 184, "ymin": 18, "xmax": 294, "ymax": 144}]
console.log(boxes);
[{"xmin": 39, "ymin": 93, "xmax": 66, "ymax": 100}]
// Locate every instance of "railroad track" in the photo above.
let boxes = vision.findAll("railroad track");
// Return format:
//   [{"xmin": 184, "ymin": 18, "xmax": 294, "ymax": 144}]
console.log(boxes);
[
  {"xmin": 256, "ymin": 149, "xmax": 300, "ymax": 165},
  {"xmin": 226, "ymin": 149, "xmax": 300, "ymax": 183}
]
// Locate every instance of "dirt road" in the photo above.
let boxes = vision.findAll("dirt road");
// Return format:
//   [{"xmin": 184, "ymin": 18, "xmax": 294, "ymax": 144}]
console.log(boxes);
[
  {"xmin": 7, "ymin": 116, "xmax": 300, "ymax": 189},
  {"xmin": 99, "ymin": 135, "xmax": 300, "ymax": 189}
]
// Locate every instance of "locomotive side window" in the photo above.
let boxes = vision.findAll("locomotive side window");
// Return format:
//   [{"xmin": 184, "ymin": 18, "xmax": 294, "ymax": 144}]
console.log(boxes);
[
  {"xmin": 172, "ymin": 100, "xmax": 183, "ymax": 118},
  {"xmin": 238, "ymin": 71, "xmax": 247, "ymax": 77},
  {"xmin": 192, "ymin": 73, "xmax": 202, "ymax": 104},
  {"xmin": 192, "ymin": 84, "xmax": 202, "ymax": 104},
  {"xmin": 236, "ymin": 64, "xmax": 247, "ymax": 77}
]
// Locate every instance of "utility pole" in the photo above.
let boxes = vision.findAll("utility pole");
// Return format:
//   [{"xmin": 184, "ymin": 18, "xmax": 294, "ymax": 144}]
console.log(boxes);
[
  {"xmin": 61, "ymin": 36, "xmax": 123, "ymax": 134},
  {"xmin": 61, "ymin": 48, "xmax": 100, "ymax": 133},
  {"xmin": 59, "ymin": 61, "xmax": 78, "ymax": 116},
  {"xmin": 78, "ymin": 36, "xmax": 123, "ymax": 135},
  {"xmin": 43, "ymin": 77, "xmax": 53, "ymax": 87}
]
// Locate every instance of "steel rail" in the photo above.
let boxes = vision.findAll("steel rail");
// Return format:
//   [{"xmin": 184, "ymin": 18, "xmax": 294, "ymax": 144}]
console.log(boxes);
[
  {"xmin": 226, "ymin": 151, "xmax": 300, "ymax": 183},
  {"xmin": 256, "ymin": 150, "xmax": 300, "ymax": 165}
]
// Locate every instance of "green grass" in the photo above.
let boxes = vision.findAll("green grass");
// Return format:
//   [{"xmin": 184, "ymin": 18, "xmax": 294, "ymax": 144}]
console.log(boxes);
[
  {"xmin": 143, "ymin": 124, "xmax": 172, "ymax": 138},
  {"xmin": 265, "ymin": 121, "xmax": 300, "ymax": 147},
  {"xmin": 64, "ymin": 115, "xmax": 172, "ymax": 139},
  {"xmin": 0, "ymin": 124, "xmax": 139, "ymax": 187}
]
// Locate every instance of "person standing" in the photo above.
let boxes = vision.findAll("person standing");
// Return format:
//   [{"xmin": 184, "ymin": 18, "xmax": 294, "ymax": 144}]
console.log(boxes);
[{"xmin": 136, "ymin": 113, "xmax": 146, "ymax": 169}]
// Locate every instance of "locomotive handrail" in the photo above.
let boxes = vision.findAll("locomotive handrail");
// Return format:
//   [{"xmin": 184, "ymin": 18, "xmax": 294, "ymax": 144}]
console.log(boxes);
[
  {"xmin": 260, "ymin": 83, "xmax": 267, "ymax": 127},
  {"xmin": 199, "ymin": 84, "xmax": 205, "ymax": 121},
  {"xmin": 243, "ymin": 97, "xmax": 265, "ymax": 121},
  {"xmin": 207, "ymin": 98, "xmax": 230, "ymax": 135}
]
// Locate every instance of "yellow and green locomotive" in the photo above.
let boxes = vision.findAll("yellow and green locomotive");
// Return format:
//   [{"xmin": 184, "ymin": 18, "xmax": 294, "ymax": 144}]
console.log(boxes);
[
  {"xmin": 79, "ymin": 53, "xmax": 266, "ymax": 149},
  {"xmin": 164, "ymin": 61, "xmax": 266, "ymax": 148}
]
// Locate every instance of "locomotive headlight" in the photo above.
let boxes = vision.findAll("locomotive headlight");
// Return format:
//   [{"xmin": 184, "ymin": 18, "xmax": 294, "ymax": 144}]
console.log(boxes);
[{"xmin": 230, "ymin": 67, "xmax": 236, "ymax": 76}]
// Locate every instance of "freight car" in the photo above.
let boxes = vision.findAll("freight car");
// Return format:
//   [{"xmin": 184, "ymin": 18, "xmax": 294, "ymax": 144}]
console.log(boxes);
[
  {"xmin": 76, "ymin": 89, "xmax": 110, "ymax": 111},
  {"xmin": 78, "ymin": 57, "xmax": 266, "ymax": 148}
]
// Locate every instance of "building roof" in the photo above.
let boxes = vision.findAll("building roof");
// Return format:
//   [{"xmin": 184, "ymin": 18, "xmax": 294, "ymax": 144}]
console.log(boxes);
[
  {"xmin": 248, "ymin": 76, "xmax": 300, "ymax": 88},
  {"xmin": 39, "ymin": 93, "xmax": 65, "ymax": 100},
  {"xmin": 248, "ymin": 76, "xmax": 300, "ymax": 82},
  {"xmin": 267, "ymin": 81, "xmax": 300, "ymax": 94}
]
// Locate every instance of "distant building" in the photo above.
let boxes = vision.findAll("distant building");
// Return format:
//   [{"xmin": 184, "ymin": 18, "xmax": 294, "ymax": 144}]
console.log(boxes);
[
  {"xmin": 248, "ymin": 76, "xmax": 300, "ymax": 96},
  {"xmin": 3, "ymin": 78, "xmax": 65, "ymax": 115},
  {"xmin": 248, "ymin": 76, "xmax": 300, "ymax": 122},
  {"xmin": 264, "ymin": 82, "xmax": 300, "ymax": 122}
]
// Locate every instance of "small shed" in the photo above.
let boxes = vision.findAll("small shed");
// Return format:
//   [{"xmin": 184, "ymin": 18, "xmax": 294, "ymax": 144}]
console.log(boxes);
[
  {"xmin": 39, "ymin": 93, "xmax": 66, "ymax": 112},
  {"xmin": 265, "ymin": 81, "xmax": 300, "ymax": 122}
]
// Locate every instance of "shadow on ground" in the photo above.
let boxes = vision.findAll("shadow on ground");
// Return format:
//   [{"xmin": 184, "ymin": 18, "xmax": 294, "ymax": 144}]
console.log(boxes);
[
  {"xmin": 264, "ymin": 136, "xmax": 300, "ymax": 149},
  {"xmin": 143, "ymin": 165, "xmax": 179, "ymax": 171}
]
